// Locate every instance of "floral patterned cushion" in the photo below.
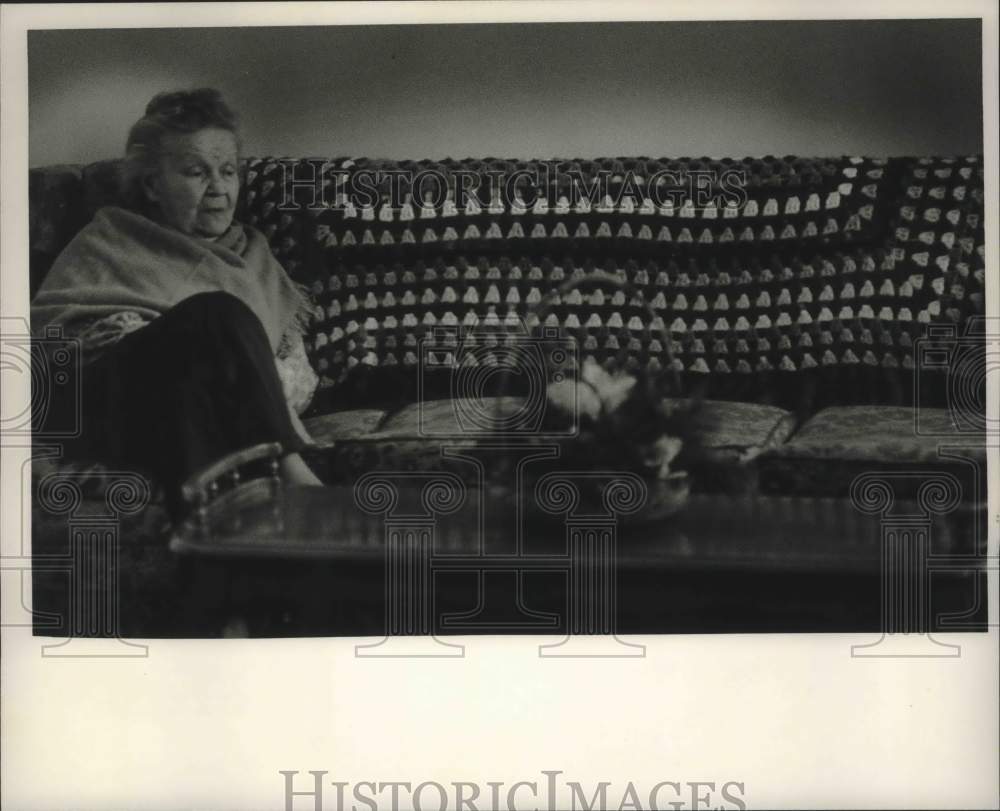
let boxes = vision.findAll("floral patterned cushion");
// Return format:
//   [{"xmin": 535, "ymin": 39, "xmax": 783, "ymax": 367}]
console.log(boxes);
[
  {"xmin": 758, "ymin": 405, "xmax": 986, "ymax": 497},
  {"xmin": 301, "ymin": 396, "xmax": 795, "ymax": 495},
  {"xmin": 670, "ymin": 398, "xmax": 796, "ymax": 457},
  {"xmin": 304, "ymin": 397, "xmax": 794, "ymax": 450},
  {"xmin": 768, "ymin": 405, "xmax": 985, "ymax": 462},
  {"xmin": 301, "ymin": 408, "xmax": 388, "ymax": 445},
  {"xmin": 374, "ymin": 397, "xmax": 540, "ymax": 439}
]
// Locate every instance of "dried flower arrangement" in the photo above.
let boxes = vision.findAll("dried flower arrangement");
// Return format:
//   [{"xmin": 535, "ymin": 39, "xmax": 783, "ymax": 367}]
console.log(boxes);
[
  {"xmin": 547, "ymin": 358, "xmax": 692, "ymax": 480},
  {"xmin": 488, "ymin": 272, "xmax": 700, "ymax": 520}
]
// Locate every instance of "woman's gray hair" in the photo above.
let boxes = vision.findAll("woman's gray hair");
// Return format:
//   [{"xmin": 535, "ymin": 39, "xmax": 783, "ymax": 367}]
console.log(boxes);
[{"xmin": 120, "ymin": 88, "xmax": 242, "ymax": 211}]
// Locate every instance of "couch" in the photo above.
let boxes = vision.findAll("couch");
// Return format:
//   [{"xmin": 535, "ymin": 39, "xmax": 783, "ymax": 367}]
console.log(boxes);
[{"xmin": 27, "ymin": 153, "xmax": 988, "ymax": 637}]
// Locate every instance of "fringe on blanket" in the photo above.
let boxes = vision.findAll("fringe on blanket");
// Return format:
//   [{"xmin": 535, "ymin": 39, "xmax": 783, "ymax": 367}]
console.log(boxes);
[{"xmin": 276, "ymin": 282, "xmax": 320, "ymax": 359}]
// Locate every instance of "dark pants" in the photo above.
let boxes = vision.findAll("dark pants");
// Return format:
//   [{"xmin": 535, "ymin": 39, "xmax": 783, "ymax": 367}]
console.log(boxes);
[{"xmin": 69, "ymin": 292, "xmax": 305, "ymax": 516}]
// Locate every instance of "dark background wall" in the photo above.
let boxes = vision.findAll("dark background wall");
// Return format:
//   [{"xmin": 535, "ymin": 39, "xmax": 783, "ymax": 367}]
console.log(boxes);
[{"xmin": 28, "ymin": 19, "xmax": 983, "ymax": 166}]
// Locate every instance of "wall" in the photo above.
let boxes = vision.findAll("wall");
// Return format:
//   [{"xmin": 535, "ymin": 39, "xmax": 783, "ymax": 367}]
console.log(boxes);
[{"xmin": 28, "ymin": 19, "xmax": 983, "ymax": 167}]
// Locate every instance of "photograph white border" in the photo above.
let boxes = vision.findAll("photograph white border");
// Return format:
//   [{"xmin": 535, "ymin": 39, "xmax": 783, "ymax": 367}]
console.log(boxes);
[{"xmin": 3, "ymin": 2, "xmax": 998, "ymax": 809}]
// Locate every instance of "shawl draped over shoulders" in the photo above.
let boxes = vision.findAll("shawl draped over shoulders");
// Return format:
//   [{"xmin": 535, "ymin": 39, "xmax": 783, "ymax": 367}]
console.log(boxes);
[{"xmin": 30, "ymin": 206, "xmax": 312, "ymax": 355}]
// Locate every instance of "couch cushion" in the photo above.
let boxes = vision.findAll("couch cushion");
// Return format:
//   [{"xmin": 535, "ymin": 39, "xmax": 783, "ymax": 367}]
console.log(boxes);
[
  {"xmin": 758, "ymin": 405, "xmax": 986, "ymax": 497},
  {"xmin": 768, "ymin": 405, "xmax": 985, "ymax": 462},
  {"xmin": 375, "ymin": 397, "xmax": 538, "ymax": 438},
  {"xmin": 307, "ymin": 397, "xmax": 794, "ymax": 448},
  {"xmin": 671, "ymin": 399, "xmax": 796, "ymax": 458},
  {"xmin": 304, "ymin": 397, "xmax": 795, "ymax": 495},
  {"xmin": 302, "ymin": 408, "xmax": 388, "ymax": 445},
  {"xmin": 667, "ymin": 398, "xmax": 798, "ymax": 494}
]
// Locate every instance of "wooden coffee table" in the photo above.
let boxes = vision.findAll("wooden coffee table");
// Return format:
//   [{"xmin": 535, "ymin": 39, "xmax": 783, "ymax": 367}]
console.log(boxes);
[{"xmin": 169, "ymin": 444, "xmax": 987, "ymax": 637}]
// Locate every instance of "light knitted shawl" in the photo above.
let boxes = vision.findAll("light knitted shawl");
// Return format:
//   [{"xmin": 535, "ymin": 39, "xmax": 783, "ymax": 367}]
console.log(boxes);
[{"xmin": 31, "ymin": 206, "xmax": 311, "ymax": 354}]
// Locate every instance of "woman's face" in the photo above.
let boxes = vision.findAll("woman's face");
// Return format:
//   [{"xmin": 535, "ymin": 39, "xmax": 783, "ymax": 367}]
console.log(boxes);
[{"xmin": 143, "ymin": 127, "xmax": 239, "ymax": 239}]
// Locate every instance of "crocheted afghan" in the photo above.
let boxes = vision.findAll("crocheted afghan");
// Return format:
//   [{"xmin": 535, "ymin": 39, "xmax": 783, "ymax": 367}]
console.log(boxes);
[{"xmin": 32, "ymin": 154, "xmax": 986, "ymax": 414}]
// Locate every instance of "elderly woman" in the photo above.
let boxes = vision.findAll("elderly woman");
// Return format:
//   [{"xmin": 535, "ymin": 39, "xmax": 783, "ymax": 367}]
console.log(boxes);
[{"xmin": 31, "ymin": 88, "xmax": 322, "ymax": 516}]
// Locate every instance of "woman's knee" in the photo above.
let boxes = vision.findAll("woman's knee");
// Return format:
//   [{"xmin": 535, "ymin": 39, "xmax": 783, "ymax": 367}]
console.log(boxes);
[
  {"xmin": 171, "ymin": 290, "xmax": 253, "ymax": 315},
  {"xmin": 164, "ymin": 292, "xmax": 267, "ymax": 341}
]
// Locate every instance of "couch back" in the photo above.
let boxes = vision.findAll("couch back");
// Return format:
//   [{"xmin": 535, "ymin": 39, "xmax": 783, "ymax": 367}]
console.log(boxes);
[{"xmin": 29, "ymin": 154, "xmax": 985, "ymax": 415}]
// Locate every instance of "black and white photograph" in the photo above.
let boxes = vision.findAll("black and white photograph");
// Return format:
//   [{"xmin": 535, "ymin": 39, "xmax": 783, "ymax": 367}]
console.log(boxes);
[{"xmin": 2, "ymin": 2, "xmax": 997, "ymax": 809}]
